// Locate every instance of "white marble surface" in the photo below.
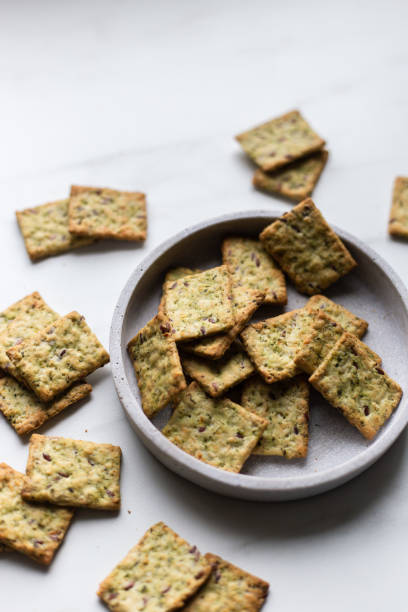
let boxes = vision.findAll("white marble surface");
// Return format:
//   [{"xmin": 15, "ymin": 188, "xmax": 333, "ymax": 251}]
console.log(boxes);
[{"xmin": 1, "ymin": 0, "xmax": 408, "ymax": 609}]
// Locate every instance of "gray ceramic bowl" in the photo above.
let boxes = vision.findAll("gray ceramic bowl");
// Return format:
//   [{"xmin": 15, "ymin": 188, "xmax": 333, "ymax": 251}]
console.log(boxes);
[{"xmin": 110, "ymin": 211, "xmax": 408, "ymax": 501}]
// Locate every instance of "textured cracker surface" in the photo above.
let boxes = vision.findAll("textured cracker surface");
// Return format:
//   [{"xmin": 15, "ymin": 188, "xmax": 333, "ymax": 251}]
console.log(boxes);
[
  {"xmin": 242, "ymin": 376, "xmax": 309, "ymax": 457},
  {"xmin": 306, "ymin": 294, "xmax": 368, "ymax": 338},
  {"xmin": 253, "ymin": 150, "xmax": 328, "ymax": 202},
  {"xmin": 181, "ymin": 346, "xmax": 254, "ymax": 398},
  {"xmin": 389, "ymin": 176, "xmax": 408, "ymax": 238},
  {"xmin": 260, "ymin": 199, "xmax": 357, "ymax": 295},
  {"xmin": 163, "ymin": 266, "xmax": 234, "ymax": 342},
  {"xmin": 69, "ymin": 185, "xmax": 147, "ymax": 241},
  {"xmin": 162, "ymin": 382, "xmax": 267, "ymax": 473},
  {"xmin": 241, "ymin": 309, "xmax": 314, "ymax": 383},
  {"xmin": 236, "ymin": 110, "xmax": 325, "ymax": 172},
  {"xmin": 16, "ymin": 199, "xmax": 94, "ymax": 261},
  {"xmin": 0, "ymin": 463, "xmax": 73, "ymax": 565},
  {"xmin": 0, "ymin": 292, "xmax": 46, "ymax": 336},
  {"xmin": 295, "ymin": 312, "xmax": 380, "ymax": 375},
  {"xmin": 8, "ymin": 311, "xmax": 109, "ymax": 402},
  {"xmin": 127, "ymin": 316, "xmax": 186, "ymax": 418},
  {"xmin": 0, "ymin": 292, "xmax": 58, "ymax": 377},
  {"xmin": 309, "ymin": 333, "xmax": 402, "ymax": 439},
  {"xmin": 182, "ymin": 289, "xmax": 264, "ymax": 359},
  {"xmin": 222, "ymin": 237, "xmax": 286, "ymax": 304},
  {"xmin": 97, "ymin": 522, "xmax": 211, "ymax": 612},
  {"xmin": 0, "ymin": 376, "xmax": 91, "ymax": 435},
  {"xmin": 158, "ymin": 267, "xmax": 198, "ymax": 314},
  {"xmin": 22, "ymin": 434, "xmax": 121, "ymax": 510},
  {"xmin": 184, "ymin": 553, "xmax": 269, "ymax": 612}
]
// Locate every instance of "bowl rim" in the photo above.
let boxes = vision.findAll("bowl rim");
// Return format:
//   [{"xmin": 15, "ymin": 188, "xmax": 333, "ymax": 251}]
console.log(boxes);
[{"xmin": 110, "ymin": 210, "xmax": 408, "ymax": 500}]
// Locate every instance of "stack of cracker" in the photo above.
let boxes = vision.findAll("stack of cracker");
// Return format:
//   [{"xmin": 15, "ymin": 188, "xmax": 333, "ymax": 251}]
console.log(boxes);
[
  {"xmin": 16, "ymin": 185, "xmax": 147, "ymax": 261},
  {"xmin": 98, "ymin": 521, "xmax": 269, "ymax": 612},
  {"xmin": 236, "ymin": 109, "xmax": 329, "ymax": 202},
  {"xmin": 128, "ymin": 199, "xmax": 402, "ymax": 472}
]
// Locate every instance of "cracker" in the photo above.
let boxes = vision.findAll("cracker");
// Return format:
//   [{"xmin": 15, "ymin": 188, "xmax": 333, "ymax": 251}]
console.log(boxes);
[
  {"xmin": 0, "ymin": 376, "xmax": 92, "ymax": 435},
  {"xmin": 260, "ymin": 199, "xmax": 357, "ymax": 295},
  {"xmin": 16, "ymin": 199, "xmax": 94, "ymax": 261},
  {"xmin": 309, "ymin": 333, "xmax": 402, "ymax": 439},
  {"xmin": 295, "ymin": 311, "xmax": 380, "ymax": 375},
  {"xmin": 0, "ymin": 292, "xmax": 47, "ymax": 335},
  {"xmin": 222, "ymin": 237, "xmax": 287, "ymax": 304},
  {"xmin": 69, "ymin": 185, "xmax": 147, "ymax": 241},
  {"xmin": 162, "ymin": 382, "xmax": 267, "ymax": 473},
  {"xmin": 97, "ymin": 521, "xmax": 212, "ymax": 612},
  {"xmin": 127, "ymin": 316, "xmax": 186, "ymax": 418},
  {"xmin": 388, "ymin": 176, "xmax": 408, "ymax": 238},
  {"xmin": 181, "ymin": 346, "xmax": 255, "ymax": 398},
  {"xmin": 7, "ymin": 311, "xmax": 109, "ymax": 402},
  {"xmin": 0, "ymin": 292, "xmax": 58, "ymax": 378},
  {"xmin": 306, "ymin": 294, "xmax": 368, "ymax": 338},
  {"xmin": 158, "ymin": 267, "xmax": 199, "ymax": 315},
  {"xmin": 253, "ymin": 150, "xmax": 329, "ymax": 202},
  {"xmin": 236, "ymin": 110, "xmax": 325, "ymax": 172},
  {"xmin": 184, "ymin": 553, "xmax": 269, "ymax": 612},
  {"xmin": 241, "ymin": 309, "xmax": 314, "ymax": 383},
  {"xmin": 242, "ymin": 376, "xmax": 309, "ymax": 457},
  {"xmin": 162, "ymin": 266, "xmax": 234, "ymax": 342},
  {"xmin": 22, "ymin": 434, "xmax": 121, "ymax": 510},
  {"xmin": 182, "ymin": 289, "xmax": 264, "ymax": 360},
  {"xmin": 0, "ymin": 463, "xmax": 73, "ymax": 565}
]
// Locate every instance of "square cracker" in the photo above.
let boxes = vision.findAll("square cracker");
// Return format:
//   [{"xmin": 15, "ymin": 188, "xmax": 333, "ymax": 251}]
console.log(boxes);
[
  {"xmin": 162, "ymin": 266, "xmax": 234, "ymax": 342},
  {"xmin": 162, "ymin": 382, "xmax": 267, "ymax": 473},
  {"xmin": 184, "ymin": 553, "xmax": 269, "ymax": 612},
  {"xmin": 181, "ymin": 345, "xmax": 254, "ymax": 398},
  {"xmin": 0, "ymin": 376, "xmax": 92, "ymax": 435},
  {"xmin": 182, "ymin": 289, "xmax": 264, "ymax": 360},
  {"xmin": 0, "ymin": 462, "xmax": 73, "ymax": 565},
  {"xmin": 0, "ymin": 292, "xmax": 58, "ymax": 377},
  {"xmin": 241, "ymin": 309, "xmax": 314, "ymax": 384},
  {"xmin": 158, "ymin": 267, "xmax": 200, "ymax": 315},
  {"xmin": 0, "ymin": 292, "xmax": 48, "ymax": 336},
  {"xmin": 222, "ymin": 237, "xmax": 287, "ymax": 304},
  {"xmin": 16, "ymin": 199, "xmax": 94, "ymax": 261},
  {"xmin": 260, "ymin": 199, "xmax": 357, "ymax": 295},
  {"xmin": 69, "ymin": 185, "xmax": 147, "ymax": 241},
  {"xmin": 97, "ymin": 521, "xmax": 212, "ymax": 612},
  {"xmin": 388, "ymin": 176, "xmax": 408, "ymax": 238},
  {"xmin": 22, "ymin": 434, "xmax": 121, "ymax": 510},
  {"xmin": 242, "ymin": 376, "xmax": 309, "ymax": 458},
  {"xmin": 253, "ymin": 150, "xmax": 329, "ymax": 202},
  {"xmin": 127, "ymin": 315, "xmax": 186, "ymax": 418},
  {"xmin": 7, "ymin": 311, "xmax": 109, "ymax": 402},
  {"xmin": 306, "ymin": 294, "xmax": 368, "ymax": 338},
  {"xmin": 236, "ymin": 109, "xmax": 325, "ymax": 172},
  {"xmin": 295, "ymin": 311, "xmax": 380, "ymax": 375},
  {"xmin": 309, "ymin": 333, "xmax": 402, "ymax": 439}
]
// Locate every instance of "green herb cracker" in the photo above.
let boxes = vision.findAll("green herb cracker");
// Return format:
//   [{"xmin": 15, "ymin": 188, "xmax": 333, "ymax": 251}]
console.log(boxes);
[
  {"xmin": 7, "ymin": 311, "xmax": 109, "ymax": 402},
  {"xmin": 0, "ymin": 376, "xmax": 92, "ymax": 435},
  {"xmin": 309, "ymin": 333, "xmax": 402, "ymax": 439},
  {"xmin": 69, "ymin": 185, "xmax": 147, "ymax": 241},
  {"xmin": 162, "ymin": 382, "xmax": 267, "ymax": 473},
  {"xmin": 181, "ymin": 346, "xmax": 254, "ymax": 398},
  {"xmin": 222, "ymin": 237, "xmax": 286, "ymax": 304},
  {"xmin": 0, "ymin": 463, "xmax": 73, "ymax": 565},
  {"xmin": 0, "ymin": 292, "xmax": 47, "ymax": 335},
  {"xmin": 184, "ymin": 553, "xmax": 269, "ymax": 612},
  {"xmin": 242, "ymin": 376, "xmax": 309, "ymax": 457},
  {"xmin": 253, "ymin": 150, "xmax": 329, "ymax": 202},
  {"xmin": 127, "ymin": 315, "xmax": 186, "ymax": 418},
  {"xmin": 260, "ymin": 199, "xmax": 357, "ymax": 295},
  {"xmin": 306, "ymin": 294, "xmax": 368, "ymax": 338},
  {"xmin": 97, "ymin": 521, "xmax": 212, "ymax": 612},
  {"xmin": 236, "ymin": 110, "xmax": 325, "ymax": 172},
  {"xmin": 16, "ymin": 199, "xmax": 94, "ymax": 261},
  {"xmin": 388, "ymin": 176, "xmax": 408, "ymax": 238},
  {"xmin": 162, "ymin": 266, "xmax": 234, "ymax": 342},
  {"xmin": 158, "ymin": 267, "xmax": 199, "ymax": 315},
  {"xmin": 22, "ymin": 434, "xmax": 121, "ymax": 510}
]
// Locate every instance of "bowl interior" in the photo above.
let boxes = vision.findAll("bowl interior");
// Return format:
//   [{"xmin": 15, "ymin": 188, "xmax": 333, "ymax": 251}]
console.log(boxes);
[{"xmin": 117, "ymin": 213, "xmax": 408, "ymax": 491}]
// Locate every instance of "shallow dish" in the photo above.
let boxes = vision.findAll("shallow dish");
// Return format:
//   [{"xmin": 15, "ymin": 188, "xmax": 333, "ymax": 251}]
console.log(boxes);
[{"xmin": 110, "ymin": 211, "xmax": 408, "ymax": 501}]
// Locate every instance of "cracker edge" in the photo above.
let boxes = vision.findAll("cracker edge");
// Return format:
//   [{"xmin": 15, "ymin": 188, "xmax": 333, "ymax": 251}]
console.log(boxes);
[{"xmin": 388, "ymin": 176, "xmax": 408, "ymax": 238}]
